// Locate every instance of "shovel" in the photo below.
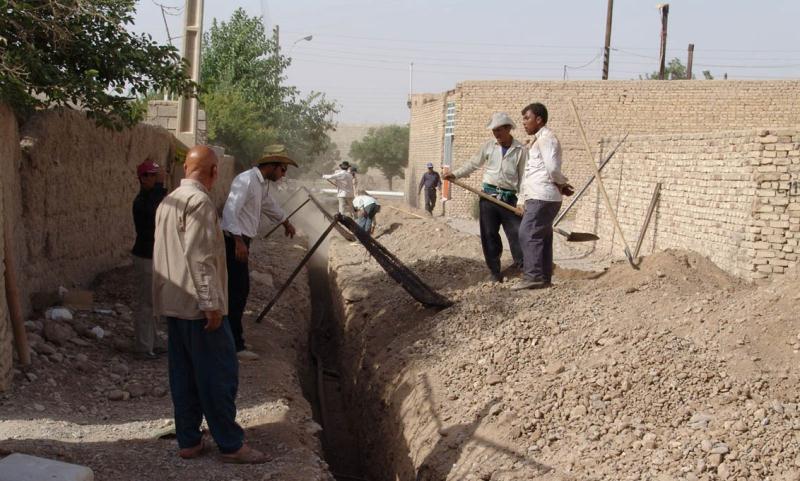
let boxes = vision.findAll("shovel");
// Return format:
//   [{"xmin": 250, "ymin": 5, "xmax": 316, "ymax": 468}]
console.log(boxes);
[{"xmin": 449, "ymin": 179, "xmax": 598, "ymax": 242}]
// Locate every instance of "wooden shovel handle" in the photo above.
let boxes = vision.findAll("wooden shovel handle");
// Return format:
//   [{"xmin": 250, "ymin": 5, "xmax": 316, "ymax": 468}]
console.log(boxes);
[{"xmin": 449, "ymin": 178, "xmax": 523, "ymax": 216}]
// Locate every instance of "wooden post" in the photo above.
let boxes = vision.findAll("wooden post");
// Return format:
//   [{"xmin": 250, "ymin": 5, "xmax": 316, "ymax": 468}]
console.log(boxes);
[
  {"xmin": 4, "ymin": 227, "xmax": 29, "ymax": 366},
  {"xmin": 657, "ymin": 4, "xmax": 670, "ymax": 80},
  {"xmin": 602, "ymin": 0, "xmax": 614, "ymax": 80},
  {"xmin": 686, "ymin": 43, "xmax": 695, "ymax": 80}
]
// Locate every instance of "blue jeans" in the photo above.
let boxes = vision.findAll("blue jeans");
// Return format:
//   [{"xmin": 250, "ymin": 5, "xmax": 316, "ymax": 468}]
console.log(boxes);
[{"xmin": 167, "ymin": 316, "xmax": 243, "ymax": 454}]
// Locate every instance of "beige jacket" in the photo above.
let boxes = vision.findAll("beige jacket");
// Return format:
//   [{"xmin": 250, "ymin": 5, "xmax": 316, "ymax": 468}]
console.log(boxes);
[
  {"xmin": 452, "ymin": 138, "xmax": 527, "ymax": 192},
  {"xmin": 153, "ymin": 179, "xmax": 228, "ymax": 319}
]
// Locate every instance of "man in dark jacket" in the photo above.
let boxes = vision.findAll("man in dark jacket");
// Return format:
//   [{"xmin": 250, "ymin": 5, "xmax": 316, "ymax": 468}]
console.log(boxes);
[
  {"xmin": 131, "ymin": 159, "xmax": 167, "ymax": 359},
  {"xmin": 418, "ymin": 162, "xmax": 441, "ymax": 215}
]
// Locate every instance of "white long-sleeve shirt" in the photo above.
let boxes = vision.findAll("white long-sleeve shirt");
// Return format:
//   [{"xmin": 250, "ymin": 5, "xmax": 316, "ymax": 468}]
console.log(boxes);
[
  {"xmin": 452, "ymin": 139, "xmax": 526, "ymax": 192},
  {"xmin": 220, "ymin": 167, "xmax": 286, "ymax": 238},
  {"xmin": 352, "ymin": 194, "xmax": 378, "ymax": 210},
  {"xmin": 322, "ymin": 169, "xmax": 354, "ymax": 198},
  {"xmin": 520, "ymin": 126, "xmax": 569, "ymax": 202}
]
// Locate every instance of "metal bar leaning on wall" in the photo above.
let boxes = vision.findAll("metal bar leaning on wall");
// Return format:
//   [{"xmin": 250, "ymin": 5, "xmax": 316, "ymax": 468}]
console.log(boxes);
[
  {"xmin": 568, "ymin": 99, "xmax": 636, "ymax": 267},
  {"xmin": 553, "ymin": 133, "xmax": 629, "ymax": 228},
  {"xmin": 633, "ymin": 182, "xmax": 662, "ymax": 260}
]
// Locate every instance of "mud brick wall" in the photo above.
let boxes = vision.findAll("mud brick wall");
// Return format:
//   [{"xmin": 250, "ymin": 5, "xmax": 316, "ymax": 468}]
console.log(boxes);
[
  {"xmin": 408, "ymin": 80, "xmax": 800, "ymax": 220},
  {"xmin": 573, "ymin": 128, "xmax": 800, "ymax": 281}
]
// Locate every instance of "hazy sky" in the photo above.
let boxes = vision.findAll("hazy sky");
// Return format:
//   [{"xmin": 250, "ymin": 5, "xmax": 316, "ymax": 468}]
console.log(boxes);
[{"xmin": 132, "ymin": 1, "xmax": 800, "ymax": 124}]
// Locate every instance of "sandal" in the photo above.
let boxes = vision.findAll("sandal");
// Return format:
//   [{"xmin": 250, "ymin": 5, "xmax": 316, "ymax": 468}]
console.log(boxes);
[{"xmin": 178, "ymin": 431, "xmax": 211, "ymax": 459}]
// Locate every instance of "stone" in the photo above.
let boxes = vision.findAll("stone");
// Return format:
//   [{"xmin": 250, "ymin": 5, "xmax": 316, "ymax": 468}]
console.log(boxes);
[
  {"xmin": 0, "ymin": 453, "xmax": 93, "ymax": 481},
  {"xmin": 33, "ymin": 403, "xmax": 45, "ymax": 412},
  {"xmin": 25, "ymin": 372, "xmax": 38, "ymax": 382},
  {"xmin": 126, "ymin": 384, "xmax": 147, "ymax": 398},
  {"xmin": 570, "ymin": 405, "xmax": 587, "ymax": 420},
  {"xmin": 708, "ymin": 453, "xmax": 724, "ymax": 467},
  {"xmin": 34, "ymin": 342, "xmax": 57, "ymax": 356},
  {"xmin": 624, "ymin": 286, "xmax": 638, "ymax": 294},
  {"xmin": 342, "ymin": 286, "xmax": 368, "ymax": 303},
  {"xmin": 111, "ymin": 363, "xmax": 129, "ymax": 376},
  {"xmin": 486, "ymin": 374, "xmax": 503, "ymax": 386},
  {"xmin": 732, "ymin": 420, "xmax": 748, "ymax": 432},
  {"xmin": 43, "ymin": 321, "xmax": 76, "ymax": 347},
  {"xmin": 689, "ymin": 412, "xmax": 713, "ymax": 429},
  {"xmin": 151, "ymin": 386, "xmax": 168, "ymax": 398},
  {"xmin": 710, "ymin": 443, "xmax": 730, "ymax": 455},
  {"xmin": 69, "ymin": 337, "xmax": 90, "ymax": 347},
  {"xmin": 544, "ymin": 362, "xmax": 565, "ymax": 375},
  {"xmin": 107, "ymin": 390, "xmax": 126, "ymax": 401},
  {"xmin": 642, "ymin": 433, "xmax": 657, "ymax": 449},
  {"xmin": 49, "ymin": 353, "xmax": 64, "ymax": 363},
  {"xmin": 46, "ymin": 307, "xmax": 73, "ymax": 322},
  {"xmin": 717, "ymin": 462, "xmax": 731, "ymax": 480}
]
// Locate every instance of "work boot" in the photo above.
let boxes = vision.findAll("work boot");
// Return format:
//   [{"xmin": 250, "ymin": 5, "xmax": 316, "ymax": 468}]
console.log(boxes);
[
  {"xmin": 178, "ymin": 432, "xmax": 211, "ymax": 459},
  {"xmin": 511, "ymin": 279, "xmax": 551, "ymax": 291},
  {"xmin": 487, "ymin": 272, "xmax": 504, "ymax": 283}
]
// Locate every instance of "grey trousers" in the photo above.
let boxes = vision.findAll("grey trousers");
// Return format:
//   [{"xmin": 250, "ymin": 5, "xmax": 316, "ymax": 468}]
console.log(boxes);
[
  {"xmin": 519, "ymin": 199, "xmax": 562, "ymax": 283},
  {"xmin": 132, "ymin": 255, "xmax": 156, "ymax": 353},
  {"xmin": 338, "ymin": 197, "xmax": 355, "ymax": 217}
]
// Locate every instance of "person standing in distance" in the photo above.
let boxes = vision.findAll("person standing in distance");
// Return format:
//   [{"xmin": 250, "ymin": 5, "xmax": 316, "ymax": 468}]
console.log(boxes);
[{"xmin": 418, "ymin": 162, "xmax": 441, "ymax": 216}]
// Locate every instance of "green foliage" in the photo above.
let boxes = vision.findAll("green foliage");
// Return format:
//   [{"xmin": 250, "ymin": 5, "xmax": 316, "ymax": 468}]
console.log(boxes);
[
  {"xmin": 642, "ymin": 58, "xmax": 689, "ymax": 80},
  {"xmin": 200, "ymin": 8, "xmax": 337, "ymax": 167},
  {"xmin": 702, "ymin": 70, "xmax": 714, "ymax": 80},
  {"xmin": 0, "ymin": 0, "xmax": 197, "ymax": 129},
  {"xmin": 350, "ymin": 125, "xmax": 409, "ymax": 190}
]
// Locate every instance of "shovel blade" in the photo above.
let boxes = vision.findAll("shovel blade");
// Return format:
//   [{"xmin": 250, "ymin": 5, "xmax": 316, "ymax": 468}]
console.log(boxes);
[{"xmin": 555, "ymin": 227, "xmax": 599, "ymax": 242}]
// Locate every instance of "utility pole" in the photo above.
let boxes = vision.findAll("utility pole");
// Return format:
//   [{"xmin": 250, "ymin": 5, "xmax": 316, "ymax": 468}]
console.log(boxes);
[
  {"xmin": 176, "ymin": 0, "xmax": 204, "ymax": 147},
  {"xmin": 602, "ymin": 0, "xmax": 614, "ymax": 80},
  {"xmin": 686, "ymin": 43, "xmax": 694, "ymax": 80},
  {"xmin": 407, "ymin": 62, "xmax": 413, "ymax": 108},
  {"xmin": 657, "ymin": 3, "xmax": 669, "ymax": 80}
]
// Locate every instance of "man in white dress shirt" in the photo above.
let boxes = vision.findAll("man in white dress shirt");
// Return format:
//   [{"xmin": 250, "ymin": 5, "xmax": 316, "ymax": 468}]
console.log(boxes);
[
  {"xmin": 323, "ymin": 161, "xmax": 355, "ymax": 216},
  {"xmin": 220, "ymin": 145, "xmax": 297, "ymax": 360},
  {"xmin": 514, "ymin": 103, "xmax": 573, "ymax": 290}
]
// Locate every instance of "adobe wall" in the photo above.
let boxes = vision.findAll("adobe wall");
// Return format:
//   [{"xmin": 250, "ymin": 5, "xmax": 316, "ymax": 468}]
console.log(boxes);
[
  {"xmin": 408, "ymin": 80, "xmax": 800, "ymax": 219},
  {"xmin": 574, "ymin": 128, "xmax": 800, "ymax": 281}
]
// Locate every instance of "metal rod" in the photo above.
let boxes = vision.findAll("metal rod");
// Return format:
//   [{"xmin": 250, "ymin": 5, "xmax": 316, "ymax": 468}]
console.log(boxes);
[
  {"xmin": 263, "ymin": 198, "xmax": 309, "ymax": 240},
  {"xmin": 633, "ymin": 183, "xmax": 662, "ymax": 259},
  {"xmin": 302, "ymin": 187, "xmax": 356, "ymax": 242},
  {"xmin": 554, "ymin": 133, "xmax": 628, "ymax": 227},
  {"xmin": 569, "ymin": 99, "xmax": 636, "ymax": 267},
  {"xmin": 256, "ymin": 218, "xmax": 338, "ymax": 323}
]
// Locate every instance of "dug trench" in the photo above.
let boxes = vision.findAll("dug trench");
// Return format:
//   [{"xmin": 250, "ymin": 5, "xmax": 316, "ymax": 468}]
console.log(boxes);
[{"xmin": 303, "ymin": 199, "xmax": 800, "ymax": 481}]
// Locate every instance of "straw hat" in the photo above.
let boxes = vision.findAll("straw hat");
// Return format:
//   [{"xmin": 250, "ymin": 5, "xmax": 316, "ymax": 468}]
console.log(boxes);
[{"xmin": 253, "ymin": 144, "xmax": 298, "ymax": 167}]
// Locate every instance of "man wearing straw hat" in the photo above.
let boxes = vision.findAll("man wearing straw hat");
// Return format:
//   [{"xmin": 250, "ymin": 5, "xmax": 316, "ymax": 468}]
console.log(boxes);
[
  {"xmin": 444, "ymin": 112, "xmax": 527, "ymax": 283},
  {"xmin": 221, "ymin": 145, "xmax": 297, "ymax": 361}
]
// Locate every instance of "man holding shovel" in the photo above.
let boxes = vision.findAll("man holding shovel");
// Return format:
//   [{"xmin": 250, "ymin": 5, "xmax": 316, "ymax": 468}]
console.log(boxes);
[
  {"xmin": 513, "ymin": 103, "xmax": 573, "ymax": 290},
  {"xmin": 444, "ymin": 112, "xmax": 526, "ymax": 283}
]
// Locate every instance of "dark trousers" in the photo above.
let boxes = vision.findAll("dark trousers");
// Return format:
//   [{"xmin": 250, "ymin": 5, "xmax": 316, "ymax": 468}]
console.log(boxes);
[
  {"xmin": 224, "ymin": 234, "xmax": 250, "ymax": 352},
  {"xmin": 167, "ymin": 316, "xmax": 243, "ymax": 454},
  {"xmin": 478, "ymin": 197, "xmax": 523, "ymax": 275},
  {"xmin": 519, "ymin": 199, "xmax": 562, "ymax": 283},
  {"xmin": 424, "ymin": 188, "xmax": 437, "ymax": 213}
]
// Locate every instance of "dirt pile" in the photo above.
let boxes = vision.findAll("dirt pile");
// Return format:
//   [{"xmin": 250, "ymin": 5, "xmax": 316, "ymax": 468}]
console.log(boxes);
[
  {"xmin": 0, "ymin": 236, "xmax": 333, "ymax": 480},
  {"xmin": 328, "ymin": 204, "xmax": 800, "ymax": 481}
]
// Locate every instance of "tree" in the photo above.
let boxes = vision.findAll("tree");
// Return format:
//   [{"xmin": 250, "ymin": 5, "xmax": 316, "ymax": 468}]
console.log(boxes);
[
  {"xmin": 0, "ymin": 0, "xmax": 197, "ymax": 129},
  {"xmin": 350, "ymin": 125, "xmax": 409, "ymax": 190},
  {"xmin": 642, "ymin": 58, "xmax": 689, "ymax": 80},
  {"xmin": 200, "ymin": 9, "xmax": 337, "ymax": 167}
]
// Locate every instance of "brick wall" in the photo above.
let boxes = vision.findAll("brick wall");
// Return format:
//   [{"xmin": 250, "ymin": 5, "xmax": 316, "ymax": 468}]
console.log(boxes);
[
  {"xmin": 146, "ymin": 100, "xmax": 207, "ymax": 145},
  {"xmin": 572, "ymin": 128, "xmax": 800, "ymax": 281},
  {"xmin": 408, "ymin": 80, "xmax": 800, "ymax": 219}
]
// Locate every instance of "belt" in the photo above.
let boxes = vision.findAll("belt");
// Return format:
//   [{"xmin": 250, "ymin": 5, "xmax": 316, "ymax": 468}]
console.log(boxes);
[
  {"xmin": 223, "ymin": 231, "xmax": 251, "ymax": 242},
  {"xmin": 482, "ymin": 183, "xmax": 517, "ymax": 203}
]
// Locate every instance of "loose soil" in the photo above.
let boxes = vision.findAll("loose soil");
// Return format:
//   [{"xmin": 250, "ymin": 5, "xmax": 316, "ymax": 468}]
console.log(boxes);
[
  {"xmin": 0, "ymin": 235, "xmax": 333, "ymax": 481},
  {"xmin": 328, "ymin": 203, "xmax": 800, "ymax": 481}
]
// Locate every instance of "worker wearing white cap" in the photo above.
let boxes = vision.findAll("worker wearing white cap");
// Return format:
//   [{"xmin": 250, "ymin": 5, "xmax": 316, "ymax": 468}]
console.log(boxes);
[{"xmin": 444, "ymin": 112, "xmax": 527, "ymax": 282}]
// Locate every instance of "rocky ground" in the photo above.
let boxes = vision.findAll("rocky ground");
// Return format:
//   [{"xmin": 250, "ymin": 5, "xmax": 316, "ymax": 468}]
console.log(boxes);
[
  {"xmin": 0, "ymin": 235, "xmax": 333, "ymax": 481},
  {"xmin": 328, "ymin": 203, "xmax": 800, "ymax": 481}
]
